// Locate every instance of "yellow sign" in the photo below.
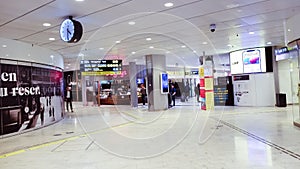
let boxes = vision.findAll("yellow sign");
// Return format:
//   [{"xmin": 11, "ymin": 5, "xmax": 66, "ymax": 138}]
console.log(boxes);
[
  {"xmin": 205, "ymin": 91, "xmax": 214, "ymax": 110},
  {"xmin": 166, "ymin": 71, "xmax": 184, "ymax": 76},
  {"xmin": 199, "ymin": 67, "xmax": 204, "ymax": 78},
  {"xmin": 81, "ymin": 71, "xmax": 121, "ymax": 76},
  {"xmin": 205, "ymin": 78, "xmax": 214, "ymax": 90}
]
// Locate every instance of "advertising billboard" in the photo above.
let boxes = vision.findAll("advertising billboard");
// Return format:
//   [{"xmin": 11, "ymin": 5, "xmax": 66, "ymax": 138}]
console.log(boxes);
[
  {"xmin": 160, "ymin": 73, "xmax": 169, "ymax": 94},
  {"xmin": 0, "ymin": 63, "xmax": 64, "ymax": 136},
  {"xmin": 230, "ymin": 47, "xmax": 267, "ymax": 74}
]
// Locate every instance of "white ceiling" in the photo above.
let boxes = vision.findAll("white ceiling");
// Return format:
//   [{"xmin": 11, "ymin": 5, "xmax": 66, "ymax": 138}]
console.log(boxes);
[{"xmin": 0, "ymin": 0, "xmax": 299, "ymax": 70}]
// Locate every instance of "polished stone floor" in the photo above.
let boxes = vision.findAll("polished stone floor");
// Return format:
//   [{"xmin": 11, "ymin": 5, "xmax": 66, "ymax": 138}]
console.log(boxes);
[{"xmin": 1, "ymin": 97, "xmax": 300, "ymax": 169}]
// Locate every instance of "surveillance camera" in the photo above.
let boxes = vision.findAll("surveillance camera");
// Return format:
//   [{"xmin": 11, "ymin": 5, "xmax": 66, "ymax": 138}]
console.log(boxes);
[{"xmin": 210, "ymin": 24, "xmax": 216, "ymax": 32}]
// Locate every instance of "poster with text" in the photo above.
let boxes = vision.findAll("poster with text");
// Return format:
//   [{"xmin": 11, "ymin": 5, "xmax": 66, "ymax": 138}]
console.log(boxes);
[{"xmin": 0, "ymin": 63, "xmax": 64, "ymax": 136}]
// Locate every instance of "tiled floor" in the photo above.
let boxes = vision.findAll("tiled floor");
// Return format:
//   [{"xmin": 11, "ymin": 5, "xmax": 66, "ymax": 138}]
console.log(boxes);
[{"xmin": 1, "ymin": 97, "xmax": 300, "ymax": 169}]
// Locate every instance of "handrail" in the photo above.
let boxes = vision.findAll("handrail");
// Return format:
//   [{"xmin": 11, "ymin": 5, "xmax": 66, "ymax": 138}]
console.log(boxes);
[{"xmin": 0, "ymin": 105, "xmax": 22, "ymax": 110}]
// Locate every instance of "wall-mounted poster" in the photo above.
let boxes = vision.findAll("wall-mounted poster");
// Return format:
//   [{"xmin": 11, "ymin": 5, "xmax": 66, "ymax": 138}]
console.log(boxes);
[
  {"xmin": 161, "ymin": 73, "xmax": 169, "ymax": 94},
  {"xmin": 242, "ymin": 48, "xmax": 265, "ymax": 73},
  {"xmin": 229, "ymin": 50, "xmax": 244, "ymax": 74},
  {"xmin": 0, "ymin": 63, "xmax": 64, "ymax": 136}
]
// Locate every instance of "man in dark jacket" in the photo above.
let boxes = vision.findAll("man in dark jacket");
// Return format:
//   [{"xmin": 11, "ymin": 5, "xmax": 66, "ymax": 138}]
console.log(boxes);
[
  {"xmin": 170, "ymin": 84, "xmax": 176, "ymax": 106},
  {"xmin": 65, "ymin": 86, "xmax": 73, "ymax": 112}
]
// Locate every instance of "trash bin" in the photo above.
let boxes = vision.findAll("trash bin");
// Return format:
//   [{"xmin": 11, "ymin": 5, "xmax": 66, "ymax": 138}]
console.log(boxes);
[{"xmin": 276, "ymin": 93, "xmax": 286, "ymax": 107}]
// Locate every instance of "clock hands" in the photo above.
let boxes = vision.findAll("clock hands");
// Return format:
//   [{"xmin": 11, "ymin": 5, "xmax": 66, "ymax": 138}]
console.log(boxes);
[
  {"xmin": 67, "ymin": 28, "xmax": 71, "ymax": 35},
  {"xmin": 66, "ymin": 29, "xmax": 69, "ymax": 40},
  {"xmin": 67, "ymin": 28, "xmax": 71, "ymax": 40}
]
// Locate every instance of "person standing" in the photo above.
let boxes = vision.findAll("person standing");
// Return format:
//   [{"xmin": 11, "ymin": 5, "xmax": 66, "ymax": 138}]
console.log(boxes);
[
  {"xmin": 140, "ymin": 84, "xmax": 147, "ymax": 106},
  {"xmin": 195, "ymin": 83, "xmax": 200, "ymax": 102},
  {"xmin": 170, "ymin": 84, "xmax": 176, "ymax": 106},
  {"xmin": 168, "ymin": 80, "xmax": 173, "ymax": 107},
  {"xmin": 184, "ymin": 82, "xmax": 190, "ymax": 101},
  {"xmin": 65, "ymin": 86, "xmax": 73, "ymax": 112}
]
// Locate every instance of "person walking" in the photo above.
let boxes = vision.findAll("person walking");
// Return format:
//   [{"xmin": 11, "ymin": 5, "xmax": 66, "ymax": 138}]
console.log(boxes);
[
  {"xmin": 65, "ymin": 86, "xmax": 73, "ymax": 112},
  {"xmin": 170, "ymin": 84, "xmax": 176, "ymax": 106},
  {"xmin": 168, "ymin": 80, "xmax": 173, "ymax": 107},
  {"xmin": 195, "ymin": 83, "xmax": 200, "ymax": 102},
  {"xmin": 140, "ymin": 84, "xmax": 147, "ymax": 106},
  {"xmin": 184, "ymin": 82, "xmax": 190, "ymax": 101}
]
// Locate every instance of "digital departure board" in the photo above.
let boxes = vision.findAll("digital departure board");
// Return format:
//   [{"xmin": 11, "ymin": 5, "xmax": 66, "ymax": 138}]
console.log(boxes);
[{"xmin": 80, "ymin": 60, "xmax": 122, "ymax": 75}]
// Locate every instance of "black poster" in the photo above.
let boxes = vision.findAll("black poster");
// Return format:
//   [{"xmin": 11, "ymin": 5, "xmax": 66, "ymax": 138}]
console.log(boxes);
[{"xmin": 0, "ymin": 64, "xmax": 64, "ymax": 136}]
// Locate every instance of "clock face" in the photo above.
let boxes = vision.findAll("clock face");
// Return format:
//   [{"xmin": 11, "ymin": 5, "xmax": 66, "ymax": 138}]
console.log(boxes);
[{"xmin": 60, "ymin": 19, "xmax": 75, "ymax": 42}]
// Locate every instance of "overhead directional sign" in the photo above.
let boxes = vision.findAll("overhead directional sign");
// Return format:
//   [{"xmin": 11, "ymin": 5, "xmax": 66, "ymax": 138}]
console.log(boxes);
[{"xmin": 80, "ymin": 60, "xmax": 122, "ymax": 75}]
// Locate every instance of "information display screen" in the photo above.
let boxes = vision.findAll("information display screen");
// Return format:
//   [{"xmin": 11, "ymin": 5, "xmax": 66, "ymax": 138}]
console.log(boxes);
[
  {"xmin": 230, "ymin": 47, "xmax": 266, "ymax": 74},
  {"xmin": 80, "ymin": 60, "xmax": 122, "ymax": 75},
  {"xmin": 136, "ymin": 78, "xmax": 144, "ymax": 84},
  {"xmin": 161, "ymin": 73, "xmax": 169, "ymax": 94}
]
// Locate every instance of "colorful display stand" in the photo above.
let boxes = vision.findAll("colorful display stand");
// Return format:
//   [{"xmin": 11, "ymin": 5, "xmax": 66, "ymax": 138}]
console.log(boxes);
[{"xmin": 199, "ymin": 65, "xmax": 214, "ymax": 110}]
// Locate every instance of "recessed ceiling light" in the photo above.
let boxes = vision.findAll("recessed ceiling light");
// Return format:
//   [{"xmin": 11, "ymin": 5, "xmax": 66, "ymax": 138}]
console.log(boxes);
[
  {"xmin": 149, "ymin": 46, "xmax": 154, "ymax": 49},
  {"xmin": 43, "ymin": 23, "xmax": 51, "ymax": 27},
  {"xmin": 128, "ymin": 21, "xmax": 135, "ymax": 25},
  {"xmin": 288, "ymin": 29, "xmax": 291, "ymax": 32},
  {"xmin": 249, "ymin": 31, "xmax": 255, "ymax": 35},
  {"xmin": 131, "ymin": 51, "xmax": 136, "ymax": 54},
  {"xmin": 99, "ymin": 47, "xmax": 104, "ymax": 50},
  {"xmin": 164, "ymin": 2, "xmax": 174, "ymax": 7},
  {"xmin": 166, "ymin": 51, "xmax": 170, "ymax": 54},
  {"xmin": 227, "ymin": 44, "xmax": 232, "ymax": 47},
  {"xmin": 50, "ymin": 55, "xmax": 54, "ymax": 58},
  {"xmin": 115, "ymin": 40, "xmax": 121, "ymax": 43},
  {"xmin": 49, "ymin": 37, "xmax": 55, "ymax": 41},
  {"xmin": 267, "ymin": 42, "xmax": 272, "ymax": 45},
  {"xmin": 202, "ymin": 42, "xmax": 208, "ymax": 45},
  {"xmin": 146, "ymin": 37, "xmax": 152, "ymax": 41},
  {"xmin": 75, "ymin": 0, "xmax": 85, "ymax": 2},
  {"xmin": 2, "ymin": 45, "xmax": 7, "ymax": 48},
  {"xmin": 193, "ymin": 50, "xmax": 197, "ymax": 53},
  {"xmin": 181, "ymin": 45, "xmax": 186, "ymax": 48}
]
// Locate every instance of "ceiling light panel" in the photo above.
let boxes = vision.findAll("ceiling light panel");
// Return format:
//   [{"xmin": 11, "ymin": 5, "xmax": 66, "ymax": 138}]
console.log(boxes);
[
  {"xmin": 128, "ymin": 21, "xmax": 135, "ymax": 25},
  {"xmin": 164, "ymin": 2, "xmax": 174, "ymax": 7},
  {"xmin": 42, "ymin": 23, "xmax": 51, "ymax": 27}
]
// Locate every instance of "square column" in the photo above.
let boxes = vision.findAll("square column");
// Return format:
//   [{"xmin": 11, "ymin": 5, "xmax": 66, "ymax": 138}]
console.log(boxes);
[{"xmin": 146, "ymin": 54, "xmax": 168, "ymax": 111}]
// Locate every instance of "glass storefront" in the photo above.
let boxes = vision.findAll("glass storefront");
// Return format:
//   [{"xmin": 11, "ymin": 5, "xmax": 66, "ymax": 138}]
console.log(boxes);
[{"xmin": 289, "ymin": 41, "xmax": 300, "ymax": 127}]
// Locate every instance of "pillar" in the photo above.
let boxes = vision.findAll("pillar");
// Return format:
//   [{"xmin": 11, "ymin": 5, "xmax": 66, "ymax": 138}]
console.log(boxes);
[
  {"xmin": 146, "ymin": 54, "xmax": 168, "ymax": 111},
  {"xmin": 129, "ymin": 62, "xmax": 138, "ymax": 107},
  {"xmin": 82, "ymin": 76, "xmax": 87, "ymax": 106}
]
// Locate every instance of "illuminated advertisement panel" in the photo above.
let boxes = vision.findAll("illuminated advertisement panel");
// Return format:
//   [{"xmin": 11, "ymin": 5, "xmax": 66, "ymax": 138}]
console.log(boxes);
[
  {"xmin": 160, "ymin": 73, "xmax": 169, "ymax": 94},
  {"xmin": 230, "ymin": 47, "xmax": 266, "ymax": 74}
]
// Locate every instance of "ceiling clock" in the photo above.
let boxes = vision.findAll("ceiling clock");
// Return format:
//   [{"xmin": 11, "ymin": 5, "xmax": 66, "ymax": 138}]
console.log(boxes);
[{"xmin": 60, "ymin": 16, "xmax": 83, "ymax": 43}]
